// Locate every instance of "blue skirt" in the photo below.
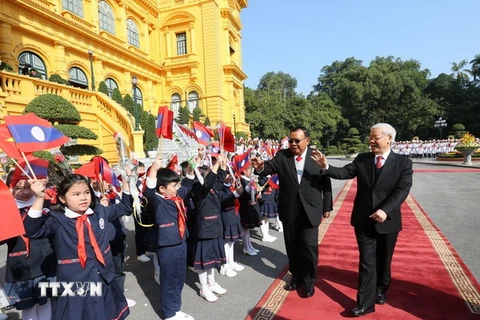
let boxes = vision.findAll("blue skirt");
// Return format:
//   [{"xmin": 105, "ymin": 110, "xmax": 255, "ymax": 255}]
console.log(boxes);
[
  {"xmin": 4, "ymin": 274, "xmax": 56, "ymax": 310},
  {"xmin": 193, "ymin": 237, "xmax": 226, "ymax": 271},
  {"xmin": 224, "ymin": 222, "xmax": 243, "ymax": 242},
  {"xmin": 260, "ymin": 203, "xmax": 278, "ymax": 218}
]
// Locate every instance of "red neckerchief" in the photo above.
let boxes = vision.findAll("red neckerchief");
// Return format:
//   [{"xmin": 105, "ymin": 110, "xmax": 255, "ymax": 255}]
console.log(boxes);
[
  {"xmin": 230, "ymin": 185, "xmax": 240, "ymax": 215},
  {"xmin": 76, "ymin": 215, "xmax": 106, "ymax": 269},
  {"xmin": 165, "ymin": 196, "xmax": 187, "ymax": 238}
]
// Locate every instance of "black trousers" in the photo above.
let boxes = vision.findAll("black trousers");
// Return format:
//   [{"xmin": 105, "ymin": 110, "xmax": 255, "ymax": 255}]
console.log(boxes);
[
  {"xmin": 283, "ymin": 207, "xmax": 319, "ymax": 288},
  {"xmin": 355, "ymin": 226, "xmax": 398, "ymax": 307},
  {"xmin": 134, "ymin": 218, "xmax": 148, "ymax": 256}
]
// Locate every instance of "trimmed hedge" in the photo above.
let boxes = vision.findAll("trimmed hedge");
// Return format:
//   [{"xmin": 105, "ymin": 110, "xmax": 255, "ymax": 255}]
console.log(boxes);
[
  {"xmin": 55, "ymin": 124, "xmax": 98, "ymax": 140},
  {"xmin": 61, "ymin": 145, "xmax": 103, "ymax": 156},
  {"xmin": 24, "ymin": 94, "xmax": 81, "ymax": 124}
]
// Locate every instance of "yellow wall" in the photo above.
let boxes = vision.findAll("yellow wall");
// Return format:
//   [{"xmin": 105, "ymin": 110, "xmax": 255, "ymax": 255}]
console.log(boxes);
[{"xmin": 0, "ymin": 0, "xmax": 249, "ymax": 162}]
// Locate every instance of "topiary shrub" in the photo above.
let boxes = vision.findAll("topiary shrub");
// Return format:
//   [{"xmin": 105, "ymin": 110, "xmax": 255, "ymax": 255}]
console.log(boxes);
[
  {"xmin": 451, "ymin": 123, "xmax": 466, "ymax": 138},
  {"xmin": 203, "ymin": 116, "xmax": 211, "ymax": 126},
  {"xmin": 98, "ymin": 81, "xmax": 109, "ymax": 96},
  {"xmin": 140, "ymin": 111, "xmax": 158, "ymax": 152},
  {"xmin": 24, "ymin": 94, "xmax": 100, "ymax": 159},
  {"xmin": 48, "ymin": 74, "xmax": 69, "ymax": 85},
  {"xmin": 112, "ymin": 87, "xmax": 123, "ymax": 104},
  {"xmin": 326, "ymin": 145, "xmax": 338, "ymax": 155},
  {"xmin": 0, "ymin": 61, "xmax": 13, "ymax": 72},
  {"xmin": 177, "ymin": 106, "xmax": 190, "ymax": 125},
  {"xmin": 24, "ymin": 94, "xmax": 81, "ymax": 124},
  {"xmin": 192, "ymin": 106, "xmax": 205, "ymax": 122},
  {"xmin": 122, "ymin": 94, "xmax": 134, "ymax": 115},
  {"xmin": 342, "ymin": 127, "xmax": 364, "ymax": 158}
]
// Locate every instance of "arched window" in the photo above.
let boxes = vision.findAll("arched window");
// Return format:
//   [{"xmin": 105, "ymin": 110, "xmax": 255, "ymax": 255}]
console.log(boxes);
[
  {"xmin": 171, "ymin": 93, "xmax": 182, "ymax": 117},
  {"xmin": 62, "ymin": 0, "xmax": 83, "ymax": 17},
  {"xmin": 132, "ymin": 87, "xmax": 143, "ymax": 109},
  {"xmin": 105, "ymin": 78, "xmax": 118, "ymax": 98},
  {"xmin": 68, "ymin": 67, "xmax": 88, "ymax": 89},
  {"xmin": 18, "ymin": 52, "xmax": 47, "ymax": 80},
  {"xmin": 187, "ymin": 91, "xmax": 199, "ymax": 112},
  {"xmin": 127, "ymin": 19, "xmax": 140, "ymax": 48},
  {"xmin": 98, "ymin": 1, "xmax": 115, "ymax": 35}
]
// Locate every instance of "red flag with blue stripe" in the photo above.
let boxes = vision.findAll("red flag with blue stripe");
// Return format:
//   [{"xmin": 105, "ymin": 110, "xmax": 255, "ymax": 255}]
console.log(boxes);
[
  {"xmin": 268, "ymin": 174, "xmax": 279, "ymax": 189},
  {"xmin": 0, "ymin": 123, "xmax": 23, "ymax": 159},
  {"xmin": 233, "ymin": 148, "xmax": 251, "ymax": 174},
  {"xmin": 156, "ymin": 106, "xmax": 173, "ymax": 139},
  {"xmin": 4, "ymin": 113, "xmax": 70, "ymax": 153},
  {"xmin": 193, "ymin": 121, "xmax": 214, "ymax": 146}
]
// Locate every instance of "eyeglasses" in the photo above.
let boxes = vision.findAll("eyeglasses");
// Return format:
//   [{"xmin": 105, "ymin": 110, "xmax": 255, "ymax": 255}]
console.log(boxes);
[
  {"xmin": 288, "ymin": 137, "xmax": 308, "ymax": 144},
  {"xmin": 369, "ymin": 135, "xmax": 387, "ymax": 142}
]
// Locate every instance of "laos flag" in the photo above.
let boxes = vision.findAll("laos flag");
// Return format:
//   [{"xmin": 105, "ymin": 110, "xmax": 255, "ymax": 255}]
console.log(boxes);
[
  {"xmin": 193, "ymin": 121, "xmax": 214, "ymax": 146},
  {"xmin": 233, "ymin": 148, "xmax": 251, "ymax": 174},
  {"xmin": 4, "ymin": 113, "xmax": 70, "ymax": 153}
]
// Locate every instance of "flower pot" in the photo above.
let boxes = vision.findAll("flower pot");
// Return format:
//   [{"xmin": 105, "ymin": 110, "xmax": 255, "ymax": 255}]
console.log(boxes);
[
  {"xmin": 457, "ymin": 148, "xmax": 477, "ymax": 165},
  {"xmin": 147, "ymin": 151, "xmax": 158, "ymax": 159}
]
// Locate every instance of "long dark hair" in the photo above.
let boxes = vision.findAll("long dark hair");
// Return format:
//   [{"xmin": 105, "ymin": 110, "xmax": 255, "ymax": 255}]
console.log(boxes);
[{"xmin": 50, "ymin": 174, "xmax": 96, "ymax": 212}]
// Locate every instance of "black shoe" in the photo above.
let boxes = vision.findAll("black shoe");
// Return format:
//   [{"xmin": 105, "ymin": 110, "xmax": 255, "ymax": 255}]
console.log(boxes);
[
  {"xmin": 351, "ymin": 305, "xmax": 375, "ymax": 317},
  {"xmin": 376, "ymin": 292, "xmax": 386, "ymax": 305},
  {"xmin": 300, "ymin": 285, "xmax": 315, "ymax": 298},
  {"xmin": 283, "ymin": 278, "xmax": 297, "ymax": 291}
]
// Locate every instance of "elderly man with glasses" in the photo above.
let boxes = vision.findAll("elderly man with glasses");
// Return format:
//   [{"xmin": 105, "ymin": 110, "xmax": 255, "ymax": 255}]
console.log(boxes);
[
  {"xmin": 251, "ymin": 126, "xmax": 333, "ymax": 299},
  {"xmin": 311, "ymin": 123, "xmax": 413, "ymax": 317}
]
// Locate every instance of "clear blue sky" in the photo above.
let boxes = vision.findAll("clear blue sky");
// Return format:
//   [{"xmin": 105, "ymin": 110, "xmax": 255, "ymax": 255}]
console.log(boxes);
[{"xmin": 241, "ymin": 0, "xmax": 480, "ymax": 95}]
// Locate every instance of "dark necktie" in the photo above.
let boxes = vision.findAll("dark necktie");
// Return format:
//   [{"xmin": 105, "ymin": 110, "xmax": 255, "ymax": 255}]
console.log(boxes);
[
  {"xmin": 76, "ymin": 215, "xmax": 106, "ymax": 269},
  {"xmin": 376, "ymin": 156, "xmax": 384, "ymax": 169},
  {"xmin": 165, "ymin": 196, "xmax": 187, "ymax": 238}
]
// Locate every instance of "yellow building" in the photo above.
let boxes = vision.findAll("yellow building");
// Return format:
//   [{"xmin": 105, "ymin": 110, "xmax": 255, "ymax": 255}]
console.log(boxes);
[{"xmin": 0, "ymin": 0, "xmax": 249, "ymax": 162}]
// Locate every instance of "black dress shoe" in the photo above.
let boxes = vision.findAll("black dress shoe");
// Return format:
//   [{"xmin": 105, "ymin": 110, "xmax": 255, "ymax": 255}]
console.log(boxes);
[
  {"xmin": 300, "ymin": 285, "xmax": 315, "ymax": 298},
  {"xmin": 283, "ymin": 278, "xmax": 297, "ymax": 291},
  {"xmin": 351, "ymin": 305, "xmax": 375, "ymax": 317},
  {"xmin": 376, "ymin": 292, "xmax": 386, "ymax": 305}
]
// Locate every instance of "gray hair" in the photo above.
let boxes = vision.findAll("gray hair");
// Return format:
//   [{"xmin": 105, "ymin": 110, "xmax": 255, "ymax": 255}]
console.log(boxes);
[{"xmin": 371, "ymin": 123, "xmax": 396, "ymax": 143}]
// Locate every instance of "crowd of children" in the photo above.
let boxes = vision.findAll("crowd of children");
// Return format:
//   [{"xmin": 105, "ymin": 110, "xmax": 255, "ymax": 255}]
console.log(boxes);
[{"xmin": 0, "ymin": 146, "xmax": 283, "ymax": 320}]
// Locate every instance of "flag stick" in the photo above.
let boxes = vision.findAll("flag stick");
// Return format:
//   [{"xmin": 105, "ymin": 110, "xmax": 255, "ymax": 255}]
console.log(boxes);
[
  {"xmin": 20, "ymin": 152, "xmax": 37, "ymax": 181},
  {"xmin": 157, "ymin": 135, "xmax": 163, "ymax": 160},
  {"xmin": 9, "ymin": 157, "xmax": 33, "ymax": 180}
]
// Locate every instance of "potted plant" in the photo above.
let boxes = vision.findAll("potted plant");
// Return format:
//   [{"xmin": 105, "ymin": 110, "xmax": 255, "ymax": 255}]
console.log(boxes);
[{"xmin": 455, "ymin": 132, "xmax": 480, "ymax": 165}]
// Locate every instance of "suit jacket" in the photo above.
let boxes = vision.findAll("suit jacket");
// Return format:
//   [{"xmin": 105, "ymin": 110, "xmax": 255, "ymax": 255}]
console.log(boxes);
[
  {"xmin": 326, "ymin": 151, "xmax": 413, "ymax": 234},
  {"xmin": 256, "ymin": 147, "xmax": 333, "ymax": 226}
]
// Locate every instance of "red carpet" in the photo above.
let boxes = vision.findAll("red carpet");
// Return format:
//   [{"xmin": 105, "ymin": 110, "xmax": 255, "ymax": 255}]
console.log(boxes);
[{"xmin": 247, "ymin": 180, "xmax": 480, "ymax": 320}]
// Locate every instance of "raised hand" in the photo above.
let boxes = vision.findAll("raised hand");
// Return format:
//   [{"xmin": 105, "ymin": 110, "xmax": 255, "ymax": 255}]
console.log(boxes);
[
  {"xmin": 250, "ymin": 156, "xmax": 264, "ymax": 171},
  {"xmin": 311, "ymin": 149, "xmax": 328, "ymax": 169},
  {"xmin": 29, "ymin": 179, "xmax": 46, "ymax": 198}
]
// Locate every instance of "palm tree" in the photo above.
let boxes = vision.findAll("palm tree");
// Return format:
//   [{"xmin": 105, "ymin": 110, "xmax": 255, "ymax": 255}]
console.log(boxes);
[
  {"xmin": 470, "ymin": 54, "xmax": 480, "ymax": 81},
  {"xmin": 451, "ymin": 59, "xmax": 470, "ymax": 81}
]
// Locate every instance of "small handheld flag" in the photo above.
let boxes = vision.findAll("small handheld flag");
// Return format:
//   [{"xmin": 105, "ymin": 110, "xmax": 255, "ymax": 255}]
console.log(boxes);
[
  {"xmin": 156, "ymin": 106, "xmax": 174, "ymax": 140},
  {"xmin": 193, "ymin": 121, "xmax": 214, "ymax": 146},
  {"xmin": 4, "ymin": 113, "xmax": 70, "ymax": 153}
]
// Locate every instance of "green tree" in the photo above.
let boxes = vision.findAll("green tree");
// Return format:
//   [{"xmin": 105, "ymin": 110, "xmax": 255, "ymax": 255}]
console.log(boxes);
[
  {"xmin": 140, "ymin": 111, "xmax": 158, "ymax": 151},
  {"xmin": 451, "ymin": 59, "xmax": 470, "ymax": 81},
  {"xmin": 470, "ymin": 54, "xmax": 480, "ymax": 82},
  {"xmin": 112, "ymin": 87, "xmax": 123, "ymax": 104},
  {"xmin": 451, "ymin": 123, "xmax": 466, "ymax": 138},
  {"xmin": 98, "ymin": 81, "xmax": 109, "ymax": 96},
  {"xmin": 342, "ymin": 128, "xmax": 365, "ymax": 157},
  {"xmin": 23, "ymin": 94, "xmax": 102, "ymax": 158},
  {"xmin": 313, "ymin": 56, "xmax": 439, "ymax": 140},
  {"xmin": 192, "ymin": 106, "xmax": 205, "ymax": 122},
  {"xmin": 203, "ymin": 116, "xmax": 211, "ymax": 126},
  {"xmin": 177, "ymin": 106, "xmax": 190, "ymax": 125},
  {"xmin": 122, "ymin": 94, "xmax": 134, "ymax": 115}
]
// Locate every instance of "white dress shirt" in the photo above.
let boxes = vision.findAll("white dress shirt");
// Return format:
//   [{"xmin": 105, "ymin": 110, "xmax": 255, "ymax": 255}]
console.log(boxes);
[{"xmin": 294, "ymin": 148, "xmax": 308, "ymax": 184}]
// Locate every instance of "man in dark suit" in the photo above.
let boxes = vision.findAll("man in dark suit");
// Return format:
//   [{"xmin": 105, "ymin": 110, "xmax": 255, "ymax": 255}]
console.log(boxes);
[
  {"xmin": 251, "ymin": 127, "xmax": 333, "ymax": 298},
  {"xmin": 312, "ymin": 123, "xmax": 413, "ymax": 317}
]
